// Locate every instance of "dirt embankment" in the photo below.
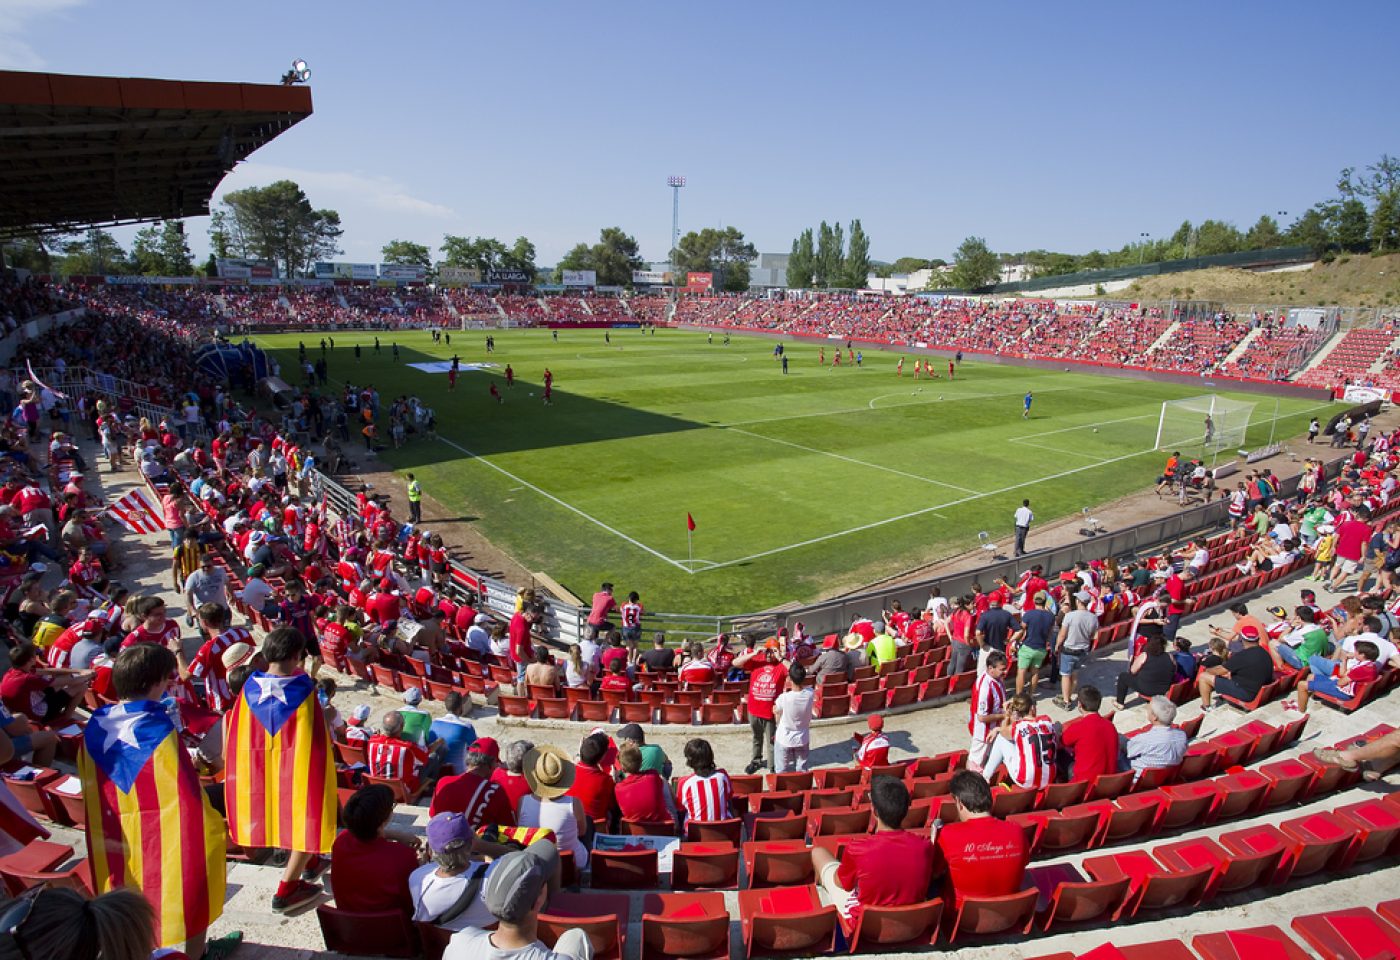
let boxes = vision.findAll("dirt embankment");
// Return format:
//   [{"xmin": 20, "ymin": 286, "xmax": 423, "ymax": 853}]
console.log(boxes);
[{"xmin": 1115, "ymin": 251, "xmax": 1400, "ymax": 309}]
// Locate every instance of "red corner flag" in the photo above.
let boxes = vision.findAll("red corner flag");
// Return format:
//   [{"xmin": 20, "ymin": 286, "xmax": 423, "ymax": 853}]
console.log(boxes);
[{"xmin": 686, "ymin": 513, "xmax": 696, "ymax": 532}]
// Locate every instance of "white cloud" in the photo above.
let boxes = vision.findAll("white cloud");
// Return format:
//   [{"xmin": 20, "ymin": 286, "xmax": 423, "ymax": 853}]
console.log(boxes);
[
  {"xmin": 217, "ymin": 163, "xmax": 456, "ymax": 220},
  {"xmin": 0, "ymin": 0, "xmax": 87, "ymax": 70}
]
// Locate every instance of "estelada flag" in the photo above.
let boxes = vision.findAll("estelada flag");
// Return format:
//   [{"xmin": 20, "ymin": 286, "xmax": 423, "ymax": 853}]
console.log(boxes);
[
  {"xmin": 687, "ymin": 512, "xmax": 696, "ymax": 532},
  {"xmin": 225, "ymin": 671, "xmax": 336, "ymax": 855},
  {"xmin": 79, "ymin": 699, "xmax": 226, "ymax": 948}
]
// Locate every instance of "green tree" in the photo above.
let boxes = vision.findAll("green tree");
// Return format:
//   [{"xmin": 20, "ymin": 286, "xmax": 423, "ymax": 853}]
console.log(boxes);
[
  {"xmin": 503, "ymin": 237, "xmax": 537, "ymax": 279},
  {"xmin": 440, "ymin": 235, "xmax": 508, "ymax": 273},
  {"xmin": 1, "ymin": 237, "xmax": 52, "ymax": 273},
  {"xmin": 1192, "ymin": 219, "xmax": 1243, "ymax": 256},
  {"xmin": 813, "ymin": 221, "xmax": 845, "ymax": 287},
  {"xmin": 949, "ymin": 236, "xmax": 999, "ymax": 289},
  {"xmin": 56, "ymin": 230, "xmax": 130, "ymax": 275},
  {"xmin": 1371, "ymin": 191, "xmax": 1400, "ymax": 253},
  {"xmin": 591, "ymin": 227, "xmax": 643, "ymax": 286},
  {"xmin": 130, "ymin": 225, "xmax": 163, "ymax": 275},
  {"xmin": 217, "ymin": 180, "xmax": 342, "ymax": 276},
  {"xmin": 207, "ymin": 210, "xmax": 233, "ymax": 260},
  {"xmin": 1286, "ymin": 207, "xmax": 1332, "ymax": 256},
  {"xmin": 672, "ymin": 226, "xmax": 756, "ymax": 292},
  {"xmin": 1244, "ymin": 215, "xmax": 1283, "ymax": 250},
  {"xmin": 158, "ymin": 222, "xmax": 194, "ymax": 275},
  {"xmin": 1330, "ymin": 198, "xmax": 1370, "ymax": 250},
  {"xmin": 889, "ymin": 256, "xmax": 932, "ymax": 275},
  {"xmin": 381, "ymin": 239, "xmax": 432, "ymax": 269},
  {"xmin": 787, "ymin": 229, "xmax": 815, "ymax": 288},
  {"xmin": 842, "ymin": 219, "xmax": 871, "ymax": 289}
]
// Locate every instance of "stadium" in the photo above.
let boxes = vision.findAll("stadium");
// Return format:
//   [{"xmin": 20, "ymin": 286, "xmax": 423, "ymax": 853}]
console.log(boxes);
[{"xmin": 3, "ymin": 6, "xmax": 1400, "ymax": 960}]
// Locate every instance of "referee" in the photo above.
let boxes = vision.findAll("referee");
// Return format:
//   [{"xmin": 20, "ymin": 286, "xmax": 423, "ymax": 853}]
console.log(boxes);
[
  {"xmin": 406, "ymin": 473, "xmax": 423, "ymax": 524},
  {"xmin": 1013, "ymin": 499, "xmax": 1033, "ymax": 557}
]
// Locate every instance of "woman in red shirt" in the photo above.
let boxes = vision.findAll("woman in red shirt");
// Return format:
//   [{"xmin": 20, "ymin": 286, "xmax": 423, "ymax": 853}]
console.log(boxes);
[{"xmin": 330, "ymin": 784, "xmax": 423, "ymax": 916}]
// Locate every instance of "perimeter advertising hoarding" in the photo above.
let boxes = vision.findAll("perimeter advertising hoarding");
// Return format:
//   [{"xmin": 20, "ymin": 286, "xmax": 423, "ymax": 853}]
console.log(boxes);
[
  {"xmin": 685, "ymin": 272, "xmax": 713, "ymax": 293},
  {"xmin": 631, "ymin": 270, "xmax": 668, "ymax": 285},
  {"xmin": 561, "ymin": 269, "xmax": 597, "ymax": 287},
  {"xmin": 379, "ymin": 263, "xmax": 428, "ymax": 281},
  {"xmin": 437, "ymin": 266, "xmax": 482, "ymax": 286}
]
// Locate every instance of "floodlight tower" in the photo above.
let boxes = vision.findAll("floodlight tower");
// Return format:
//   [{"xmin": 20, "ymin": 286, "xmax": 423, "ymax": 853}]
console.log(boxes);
[{"xmin": 668, "ymin": 175, "xmax": 686, "ymax": 300}]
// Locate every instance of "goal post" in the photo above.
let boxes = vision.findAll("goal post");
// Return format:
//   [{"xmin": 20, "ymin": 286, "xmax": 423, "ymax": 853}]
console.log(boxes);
[{"xmin": 1154, "ymin": 394, "xmax": 1255, "ymax": 453}]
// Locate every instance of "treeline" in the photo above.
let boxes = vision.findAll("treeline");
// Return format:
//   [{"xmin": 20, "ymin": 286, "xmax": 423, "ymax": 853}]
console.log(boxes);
[{"xmin": 785, "ymin": 219, "xmax": 871, "ymax": 289}]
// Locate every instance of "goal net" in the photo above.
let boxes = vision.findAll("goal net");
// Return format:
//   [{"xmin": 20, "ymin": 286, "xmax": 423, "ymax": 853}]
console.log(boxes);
[{"xmin": 1155, "ymin": 394, "xmax": 1255, "ymax": 452}]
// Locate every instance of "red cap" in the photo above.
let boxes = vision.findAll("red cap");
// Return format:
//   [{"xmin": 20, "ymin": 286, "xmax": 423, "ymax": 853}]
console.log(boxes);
[
  {"xmin": 1239, "ymin": 625, "xmax": 1261, "ymax": 641},
  {"xmin": 821, "ymin": 634, "xmax": 839, "ymax": 649},
  {"xmin": 868, "ymin": 715, "xmax": 884, "ymax": 732},
  {"xmin": 468, "ymin": 737, "xmax": 499, "ymax": 759}
]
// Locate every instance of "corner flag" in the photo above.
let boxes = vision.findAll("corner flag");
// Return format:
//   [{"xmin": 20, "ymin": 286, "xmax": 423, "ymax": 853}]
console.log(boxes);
[{"xmin": 687, "ymin": 513, "xmax": 697, "ymax": 532}]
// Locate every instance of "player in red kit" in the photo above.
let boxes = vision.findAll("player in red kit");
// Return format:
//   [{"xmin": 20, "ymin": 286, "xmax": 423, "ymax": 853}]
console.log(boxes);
[
  {"xmin": 504, "ymin": 364, "xmax": 515, "ymax": 388},
  {"xmin": 489, "ymin": 382, "xmax": 502, "ymax": 403}
]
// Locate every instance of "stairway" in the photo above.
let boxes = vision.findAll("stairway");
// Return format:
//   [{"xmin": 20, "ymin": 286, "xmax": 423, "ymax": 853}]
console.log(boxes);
[
  {"xmin": 1143, "ymin": 320, "xmax": 1181, "ymax": 356},
  {"xmin": 1219, "ymin": 326, "xmax": 1263, "ymax": 367}
]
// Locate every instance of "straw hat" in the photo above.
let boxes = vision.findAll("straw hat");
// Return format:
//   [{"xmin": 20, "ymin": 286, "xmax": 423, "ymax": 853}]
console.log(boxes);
[
  {"xmin": 522, "ymin": 744, "xmax": 576, "ymax": 799},
  {"xmin": 842, "ymin": 632, "xmax": 865, "ymax": 651}
]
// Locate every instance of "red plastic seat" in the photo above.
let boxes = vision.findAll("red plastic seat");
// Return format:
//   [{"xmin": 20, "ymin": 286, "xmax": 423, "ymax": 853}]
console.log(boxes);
[
  {"xmin": 1258, "ymin": 758, "xmax": 1319, "ymax": 809},
  {"xmin": 0, "ymin": 841, "xmax": 74, "ymax": 897},
  {"xmin": 768, "ymin": 771, "xmax": 813, "ymax": 793},
  {"xmin": 539, "ymin": 892, "xmax": 629, "ymax": 960},
  {"xmin": 1031, "ymin": 809, "xmax": 1101, "ymax": 853},
  {"xmin": 1193, "ymin": 925, "xmax": 1312, "ymax": 960},
  {"xmin": 1082, "ymin": 851, "xmax": 1211, "ymax": 920},
  {"xmin": 363, "ymin": 774, "xmax": 421, "ymax": 805},
  {"xmin": 744, "ymin": 841, "xmax": 815, "ymax": 888},
  {"xmin": 618, "ymin": 701, "xmax": 652, "ymax": 723},
  {"xmin": 1085, "ymin": 770, "xmax": 1134, "ymax": 802},
  {"xmin": 686, "ymin": 818, "xmax": 743, "ymax": 845},
  {"xmin": 946, "ymin": 887, "xmax": 1038, "ymax": 942},
  {"xmin": 536, "ymin": 696, "xmax": 571, "ymax": 719},
  {"xmin": 863, "ymin": 762, "xmax": 908, "ymax": 782},
  {"xmin": 660, "ymin": 702, "xmax": 695, "ymax": 724},
  {"xmin": 671, "ymin": 843, "xmax": 740, "ymax": 891},
  {"xmin": 315, "ymin": 906, "xmax": 418, "ymax": 958},
  {"xmin": 841, "ymin": 897, "xmax": 943, "ymax": 953},
  {"xmin": 1036, "ymin": 876, "xmax": 1132, "ymax": 931},
  {"xmin": 623, "ymin": 819, "xmax": 678, "ymax": 837},
  {"xmin": 811, "ymin": 807, "xmax": 871, "ymax": 838},
  {"xmin": 738, "ymin": 885, "xmax": 838, "ymax": 959},
  {"xmin": 1291, "ymin": 907, "xmax": 1400, "ymax": 960},
  {"xmin": 698, "ymin": 703, "xmax": 736, "ymax": 724},
  {"xmin": 1209, "ymin": 770, "xmax": 1272, "ymax": 821},
  {"xmin": 4, "ymin": 770, "xmax": 62, "ymax": 822},
  {"xmin": 1378, "ymin": 899, "xmax": 1400, "ymax": 928},
  {"xmin": 414, "ymin": 921, "xmax": 453, "ymax": 960},
  {"xmin": 1217, "ymin": 824, "xmax": 1294, "ymax": 885},
  {"xmin": 990, "ymin": 786, "xmax": 1038, "ymax": 818},
  {"xmin": 576, "ymin": 699, "xmax": 612, "ymax": 722},
  {"xmin": 1038, "ymin": 780, "xmax": 1088, "ymax": 809},
  {"xmin": 368, "ymin": 663, "xmax": 403, "ymax": 692},
  {"xmin": 749, "ymin": 812, "xmax": 806, "ymax": 842},
  {"xmin": 728, "ymin": 774, "xmax": 763, "ymax": 796},
  {"xmin": 754, "ymin": 791, "xmax": 805, "ymax": 815},
  {"xmin": 818, "ymin": 694, "xmax": 851, "ymax": 718},
  {"xmin": 589, "ymin": 848, "xmax": 659, "ymax": 889},
  {"xmin": 1130, "ymin": 763, "xmax": 1181, "ymax": 793},
  {"xmin": 496, "ymin": 693, "xmax": 532, "ymax": 717},
  {"xmin": 1334, "ymin": 799, "xmax": 1400, "ymax": 866},
  {"xmin": 1156, "ymin": 782, "xmax": 1222, "ymax": 831},
  {"xmin": 813, "ymin": 767, "xmax": 863, "ymax": 790},
  {"xmin": 1207, "ymin": 730, "xmax": 1259, "ymax": 768},
  {"xmin": 804, "ymin": 788, "xmax": 856, "ymax": 811},
  {"xmin": 641, "ymin": 892, "xmax": 730, "ymax": 960},
  {"xmin": 1153, "ymin": 836, "xmax": 1282, "ymax": 899},
  {"xmin": 1082, "ymin": 796, "xmax": 1161, "ymax": 847},
  {"xmin": 885, "ymin": 684, "xmax": 919, "ymax": 708},
  {"xmin": 1276, "ymin": 814, "xmax": 1357, "ymax": 879},
  {"xmin": 1177, "ymin": 743, "xmax": 1221, "ymax": 781}
]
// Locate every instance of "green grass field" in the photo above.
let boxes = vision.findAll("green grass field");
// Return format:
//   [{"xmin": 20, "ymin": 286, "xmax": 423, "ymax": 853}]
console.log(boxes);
[{"xmin": 254, "ymin": 329, "xmax": 1329, "ymax": 615}]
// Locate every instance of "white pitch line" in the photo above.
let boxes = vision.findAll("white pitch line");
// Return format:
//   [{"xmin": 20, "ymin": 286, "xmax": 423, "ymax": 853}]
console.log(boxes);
[
  {"xmin": 724, "ymin": 426, "xmax": 979, "ymax": 494},
  {"xmin": 699, "ymin": 445, "xmax": 1164, "ymax": 571},
  {"xmin": 723, "ymin": 385, "xmax": 1079, "ymax": 428},
  {"xmin": 1007, "ymin": 438, "xmax": 1110, "ymax": 461},
  {"xmin": 1007, "ymin": 413, "xmax": 1156, "ymax": 441},
  {"xmin": 432, "ymin": 435, "xmax": 694, "ymax": 573}
]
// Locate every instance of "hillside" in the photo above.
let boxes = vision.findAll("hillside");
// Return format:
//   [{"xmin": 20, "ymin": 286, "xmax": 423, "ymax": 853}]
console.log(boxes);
[{"xmin": 1112, "ymin": 250, "xmax": 1400, "ymax": 308}]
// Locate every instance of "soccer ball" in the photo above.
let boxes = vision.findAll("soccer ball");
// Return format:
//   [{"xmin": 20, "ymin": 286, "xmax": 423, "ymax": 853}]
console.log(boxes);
[
  {"xmin": 1093, "ymin": 427, "xmax": 1099, "ymax": 433},
  {"xmin": 529, "ymin": 392, "xmax": 535, "ymax": 397},
  {"xmin": 938, "ymin": 395, "xmax": 943, "ymax": 400}
]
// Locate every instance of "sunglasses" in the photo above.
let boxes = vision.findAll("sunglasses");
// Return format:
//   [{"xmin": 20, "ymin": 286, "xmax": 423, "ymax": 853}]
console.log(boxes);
[{"xmin": 0, "ymin": 887, "xmax": 41, "ymax": 960}]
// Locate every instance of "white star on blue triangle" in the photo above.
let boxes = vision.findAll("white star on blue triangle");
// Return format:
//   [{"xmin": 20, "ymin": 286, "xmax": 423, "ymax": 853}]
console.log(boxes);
[
  {"xmin": 243, "ymin": 672, "xmax": 314, "ymax": 736},
  {"xmin": 84, "ymin": 701, "xmax": 175, "ymax": 793}
]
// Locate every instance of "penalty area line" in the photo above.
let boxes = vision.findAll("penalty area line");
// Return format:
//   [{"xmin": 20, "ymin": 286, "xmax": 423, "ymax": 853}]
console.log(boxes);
[{"xmin": 432, "ymin": 435, "xmax": 694, "ymax": 574}]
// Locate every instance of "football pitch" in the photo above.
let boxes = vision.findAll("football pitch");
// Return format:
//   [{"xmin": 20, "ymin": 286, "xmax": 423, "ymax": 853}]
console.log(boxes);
[{"xmin": 254, "ymin": 329, "xmax": 1329, "ymax": 615}]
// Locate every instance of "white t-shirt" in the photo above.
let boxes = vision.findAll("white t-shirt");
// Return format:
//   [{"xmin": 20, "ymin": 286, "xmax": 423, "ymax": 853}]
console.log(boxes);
[
  {"xmin": 1014, "ymin": 506, "xmax": 1033, "ymax": 527},
  {"xmin": 1345, "ymin": 632, "xmax": 1399, "ymax": 666},
  {"xmin": 773, "ymin": 688, "xmax": 815, "ymax": 748},
  {"xmin": 443, "ymin": 929, "xmax": 573, "ymax": 960},
  {"xmin": 410, "ymin": 861, "xmax": 495, "ymax": 931}
]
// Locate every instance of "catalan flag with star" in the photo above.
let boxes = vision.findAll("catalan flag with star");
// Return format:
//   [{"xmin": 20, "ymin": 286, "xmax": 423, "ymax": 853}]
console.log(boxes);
[
  {"xmin": 225, "ymin": 670, "xmax": 336, "ymax": 854},
  {"xmin": 79, "ymin": 699, "xmax": 225, "ymax": 949}
]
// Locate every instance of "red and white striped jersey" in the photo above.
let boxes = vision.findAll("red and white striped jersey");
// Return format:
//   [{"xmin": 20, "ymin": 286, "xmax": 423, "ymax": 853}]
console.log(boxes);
[
  {"xmin": 121, "ymin": 618, "xmax": 181, "ymax": 651},
  {"xmin": 854, "ymin": 731, "xmax": 890, "ymax": 769},
  {"xmin": 189, "ymin": 626, "xmax": 252, "ymax": 712},
  {"xmin": 620, "ymin": 602, "xmax": 643, "ymax": 629},
  {"xmin": 366, "ymin": 734, "xmax": 428, "ymax": 790},
  {"xmin": 969, "ymin": 673, "xmax": 1005, "ymax": 741},
  {"xmin": 678, "ymin": 770, "xmax": 733, "ymax": 823},
  {"xmin": 1010, "ymin": 716, "xmax": 1059, "ymax": 790}
]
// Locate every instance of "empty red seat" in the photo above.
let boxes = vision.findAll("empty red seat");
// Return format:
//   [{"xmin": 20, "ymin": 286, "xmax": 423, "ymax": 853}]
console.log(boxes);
[
  {"xmin": 686, "ymin": 818, "xmax": 743, "ymax": 845},
  {"xmin": 1036, "ymin": 876, "xmax": 1133, "ymax": 931},
  {"xmin": 743, "ymin": 840, "xmax": 815, "ymax": 888},
  {"xmin": 0, "ymin": 841, "xmax": 74, "ymax": 897},
  {"xmin": 660, "ymin": 702, "xmax": 695, "ymax": 724},
  {"xmin": 539, "ymin": 891, "xmax": 629, "ymax": 960},
  {"xmin": 589, "ymin": 848, "xmax": 659, "ymax": 889},
  {"xmin": 804, "ymin": 788, "xmax": 856, "ymax": 811},
  {"xmin": 1209, "ymin": 771, "xmax": 1272, "ymax": 821},
  {"xmin": 946, "ymin": 887, "xmax": 1038, "ymax": 942},
  {"xmin": 1275, "ymin": 814, "xmax": 1357, "ymax": 879},
  {"xmin": 754, "ymin": 791, "xmax": 805, "ymax": 815},
  {"xmin": 1030, "ymin": 809, "xmax": 1101, "ymax": 853},
  {"xmin": 641, "ymin": 892, "xmax": 730, "ymax": 960},
  {"xmin": 576, "ymin": 699, "xmax": 612, "ymax": 722},
  {"xmin": 749, "ymin": 812, "xmax": 806, "ymax": 842},
  {"xmin": 1335, "ymin": 799, "xmax": 1400, "ymax": 866},
  {"xmin": 623, "ymin": 819, "xmax": 678, "ymax": 837},
  {"xmin": 1217, "ymin": 824, "xmax": 1293, "ymax": 885},
  {"xmin": 496, "ymin": 693, "xmax": 531, "ymax": 717},
  {"xmin": 738, "ymin": 885, "xmax": 838, "ymax": 959},
  {"xmin": 810, "ymin": 807, "xmax": 871, "ymax": 838},
  {"xmin": 1257, "ymin": 758, "xmax": 1319, "ymax": 808},
  {"xmin": 1038, "ymin": 780, "xmax": 1088, "ymax": 809},
  {"xmin": 818, "ymin": 694, "xmax": 851, "ymax": 718},
  {"xmin": 1193, "ymin": 924, "xmax": 1312, "ymax": 960},
  {"xmin": 768, "ymin": 771, "xmax": 813, "ymax": 792},
  {"xmin": 1291, "ymin": 907, "xmax": 1400, "ymax": 960},
  {"xmin": 671, "ymin": 843, "xmax": 740, "ymax": 891},
  {"xmin": 813, "ymin": 767, "xmax": 863, "ymax": 790},
  {"xmin": 1085, "ymin": 771, "xmax": 1134, "ymax": 802},
  {"xmin": 1082, "ymin": 851, "xmax": 1211, "ymax": 920},
  {"xmin": 414, "ymin": 920, "xmax": 453, "ymax": 960},
  {"xmin": 1153, "ymin": 836, "xmax": 1282, "ymax": 899},
  {"xmin": 1156, "ymin": 782, "xmax": 1222, "ymax": 831},
  {"xmin": 316, "ymin": 906, "xmax": 418, "ymax": 958},
  {"xmin": 990, "ymin": 786, "xmax": 1038, "ymax": 818},
  {"xmin": 841, "ymin": 897, "xmax": 943, "ymax": 952}
]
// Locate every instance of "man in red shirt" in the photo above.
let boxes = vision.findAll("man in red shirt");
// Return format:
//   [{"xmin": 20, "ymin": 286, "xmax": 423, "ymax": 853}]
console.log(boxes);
[
  {"xmin": 1330, "ymin": 506, "xmax": 1374, "ymax": 592},
  {"xmin": 430, "ymin": 738, "xmax": 516, "ymax": 827},
  {"xmin": 614, "ymin": 744, "xmax": 672, "ymax": 822},
  {"xmin": 491, "ymin": 739, "xmax": 535, "ymax": 814},
  {"xmin": 1162, "ymin": 568, "xmax": 1194, "ymax": 645},
  {"xmin": 121, "ymin": 596, "xmax": 181, "ymax": 650},
  {"xmin": 810, "ymin": 775, "xmax": 936, "ymax": 918},
  {"xmin": 565, "ymin": 733, "xmax": 617, "ymax": 826},
  {"xmin": 1, "ymin": 643, "xmax": 89, "ymax": 724},
  {"xmin": 933, "ymin": 771, "xmax": 1029, "ymax": 904},
  {"xmin": 735, "ymin": 645, "xmax": 787, "ymax": 774},
  {"xmin": 586, "ymin": 582, "xmax": 617, "ymax": 632},
  {"xmin": 1057, "ymin": 686, "xmax": 1120, "ymax": 781},
  {"xmin": 508, "ymin": 605, "xmax": 541, "ymax": 686},
  {"xmin": 366, "ymin": 711, "xmax": 438, "ymax": 800}
]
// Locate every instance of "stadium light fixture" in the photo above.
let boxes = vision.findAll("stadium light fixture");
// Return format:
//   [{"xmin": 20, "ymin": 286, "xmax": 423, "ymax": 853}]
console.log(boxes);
[
  {"xmin": 667, "ymin": 175, "xmax": 687, "ymax": 188},
  {"xmin": 280, "ymin": 59, "xmax": 312, "ymax": 85}
]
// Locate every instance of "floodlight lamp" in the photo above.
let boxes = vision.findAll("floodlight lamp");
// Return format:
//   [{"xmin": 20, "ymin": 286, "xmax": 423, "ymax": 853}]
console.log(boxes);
[
  {"xmin": 667, "ymin": 175, "xmax": 686, "ymax": 188},
  {"xmin": 281, "ymin": 59, "xmax": 311, "ymax": 84}
]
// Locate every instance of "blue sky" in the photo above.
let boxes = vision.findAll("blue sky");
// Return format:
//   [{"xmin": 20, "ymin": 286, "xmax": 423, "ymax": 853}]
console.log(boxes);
[{"xmin": 5, "ymin": 0, "xmax": 1398, "ymax": 267}]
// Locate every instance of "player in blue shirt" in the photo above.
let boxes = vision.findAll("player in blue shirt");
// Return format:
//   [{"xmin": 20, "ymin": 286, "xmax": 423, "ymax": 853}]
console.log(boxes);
[{"xmin": 1023, "ymin": 391, "xmax": 1034, "ymax": 419}]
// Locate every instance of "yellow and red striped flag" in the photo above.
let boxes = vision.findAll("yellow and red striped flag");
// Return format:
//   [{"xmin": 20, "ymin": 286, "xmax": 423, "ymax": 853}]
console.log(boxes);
[
  {"xmin": 224, "ymin": 671, "xmax": 337, "ymax": 854},
  {"xmin": 79, "ymin": 699, "xmax": 226, "ymax": 949}
]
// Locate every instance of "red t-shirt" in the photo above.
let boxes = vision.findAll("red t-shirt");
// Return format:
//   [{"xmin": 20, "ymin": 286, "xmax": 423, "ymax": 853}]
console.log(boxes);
[
  {"xmin": 429, "ymin": 770, "xmax": 516, "ymax": 827},
  {"xmin": 747, "ymin": 662, "xmax": 787, "ymax": 720},
  {"xmin": 935, "ymin": 817, "xmax": 1029, "ymax": 903},
  {"xmin": 508, "ymin": 612, "xmax": 533, "ymax": 666},
  {"xmin": 615, "ymin": 772, "xmax": 671, "ymax": 822},
  {"xmin": 0, "ymin": 669, "xmax": 51, "ymax": 722},
  {"xmin": 1059, "ymin": 713, "xmax": 1119, "ymax": 782},
  {"xmin": 1165, "ymin": 574, "xmax": 1188, "ymax": 616},
  {"xmin": 599, "ymin": 646, "xmax": 629, "ymax": 675},
  {"xmin": 329, "ymin": 832, "xmax": 419, "ymax": 916},
  {"xmin": 836, "ymin": 830, "xmax": 937, "ymax": 914},
  {"xmin": 1020, "ymin": 577, "xmax": 1049, "ymax": 611},
  {"xmin": 121, "ymin": 619, "xmax": 181, "ymax": 650},
  {"xmin": 567, "ymin": 763, "xmax": 617, "ymax": 822},
  {"xmin": 1335, "ymin": 518, "xmax": 1372, "ymax": 562},
  {"xmin": 490, "ymin": 769, "xmax": 533, "ymax": 813},
  {"xmin": 599, "ymin": 673, "xmax": 632, "ymax": 693}
]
